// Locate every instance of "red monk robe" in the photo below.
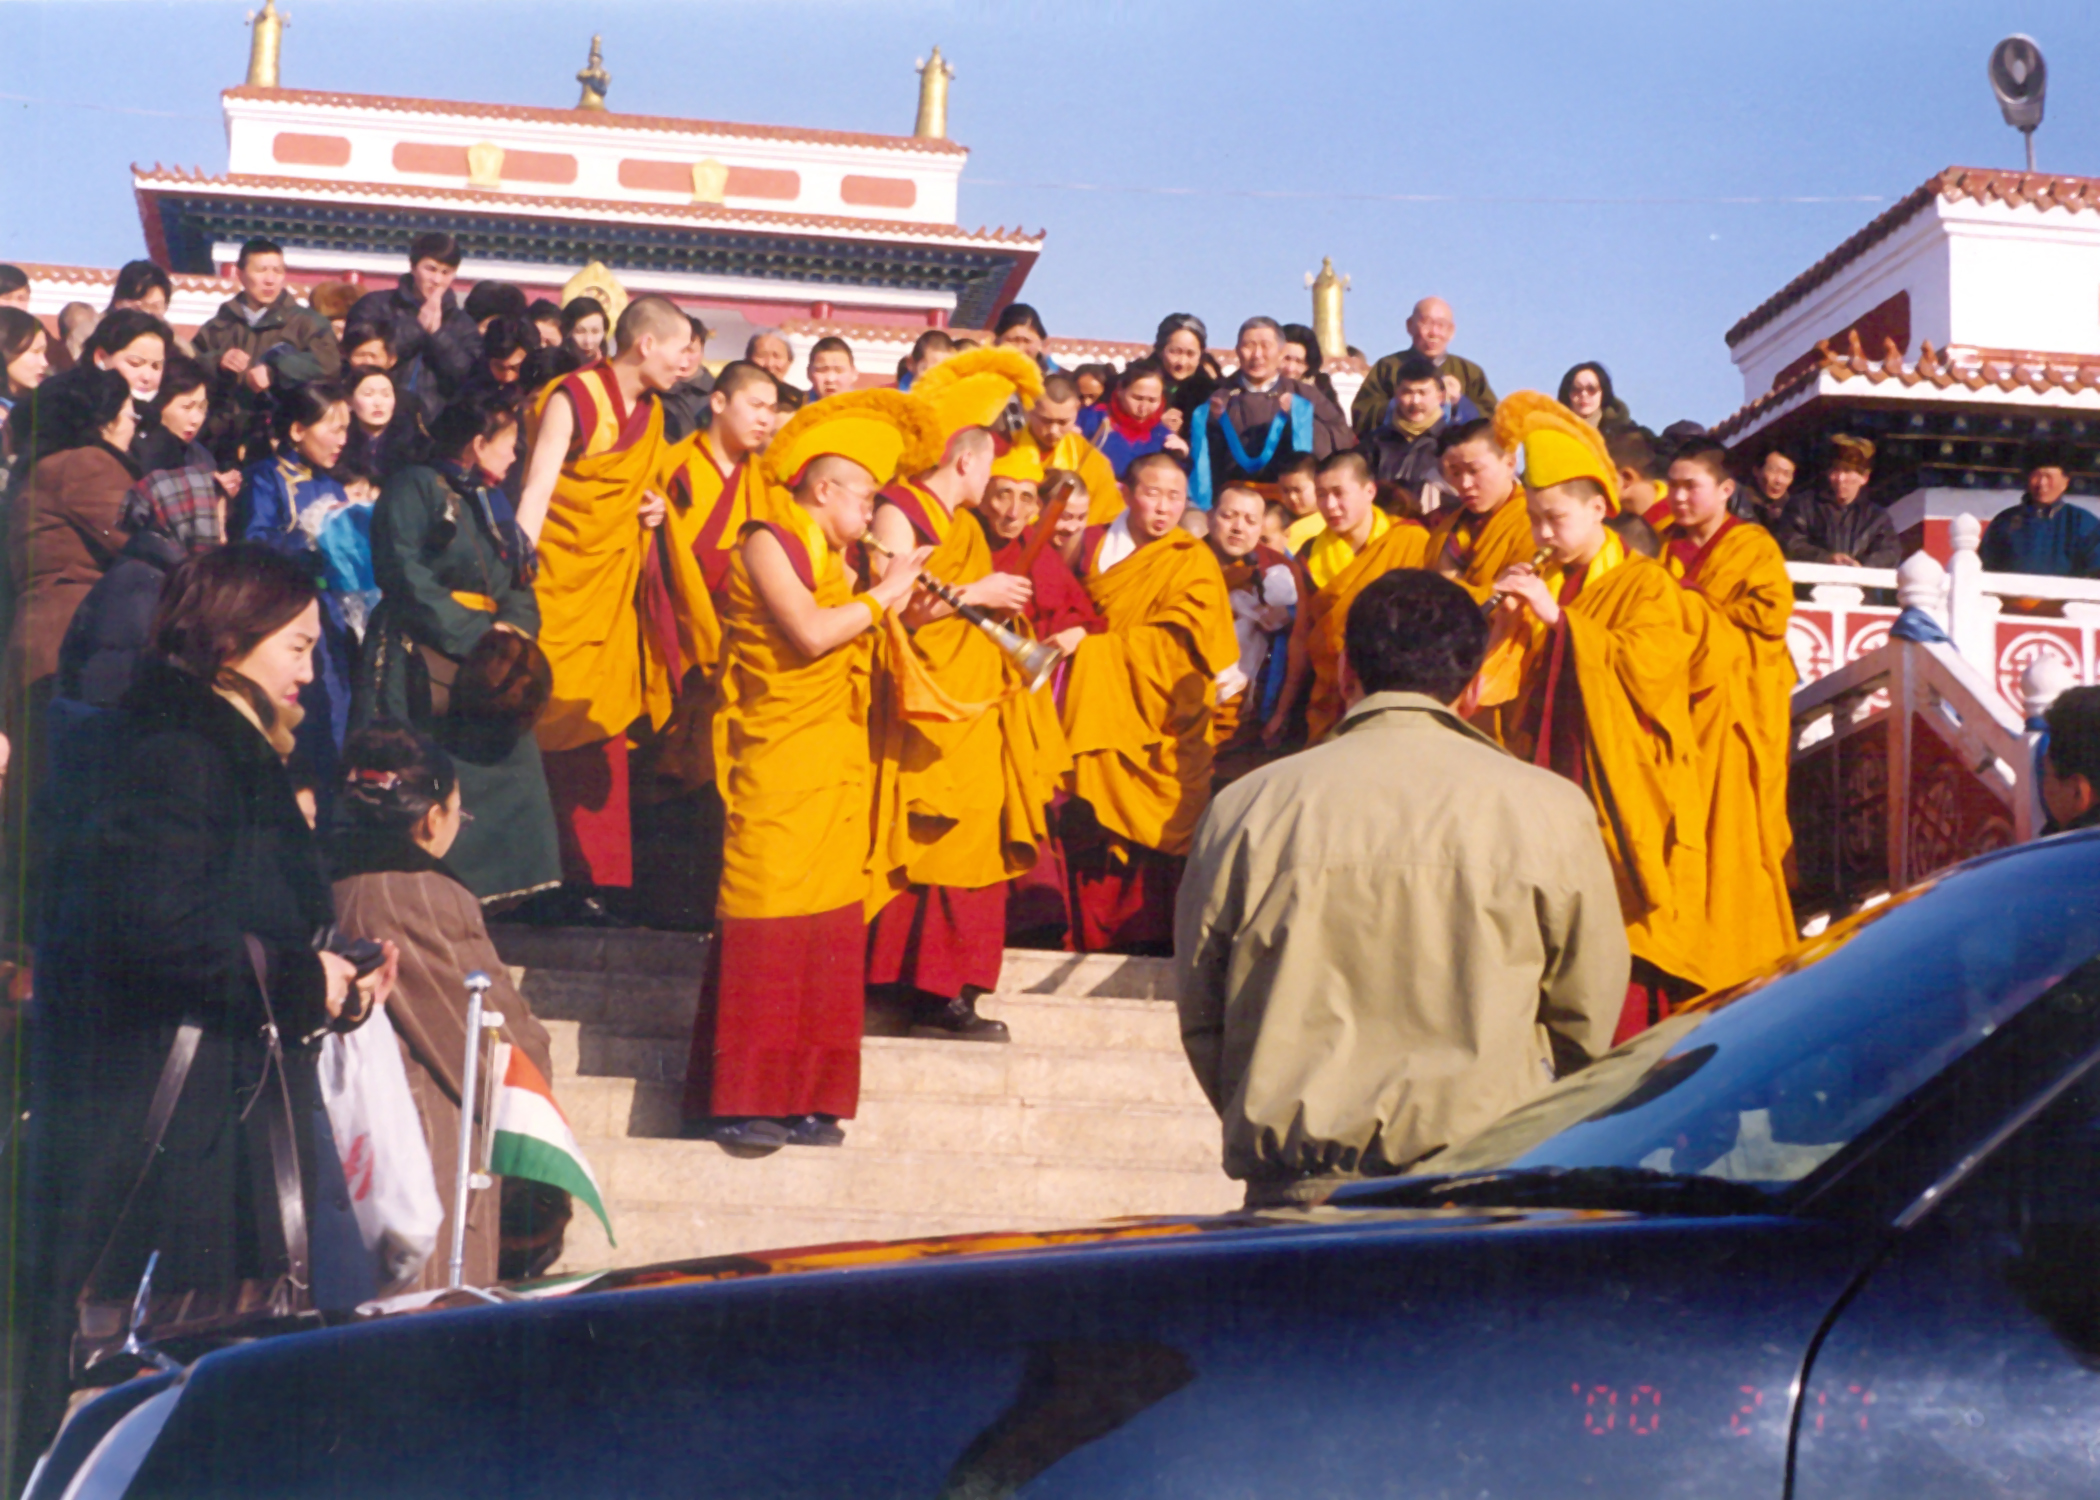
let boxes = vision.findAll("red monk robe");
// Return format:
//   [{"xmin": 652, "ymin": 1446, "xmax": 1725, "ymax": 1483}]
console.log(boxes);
[
  {"xmin": 527, "ymin": 363, "xmax": 677, "ymax": 890},
  {"xmin": 1060, "ymin": 519, "xmax": 1239, "ymax": 952},
  {"xmin": 1662, "ymin": 516, "xmax": 1798, "ymax": 990},
  {"xmin": 864, "ymin": 481, "xmax": 1070, "ymax": 1009},
  {"xmin": 685, "ymin": 389, "xmax": 942, "ymax": 1135}
]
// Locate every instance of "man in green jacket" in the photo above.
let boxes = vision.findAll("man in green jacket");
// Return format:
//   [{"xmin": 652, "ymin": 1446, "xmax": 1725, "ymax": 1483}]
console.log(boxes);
[
  {"xmin": 1173, "ymin": 569, "xmax": 1627, "ymax": 1206},
  {"xmin": 1351, "ymin": 296, "xmax": 1496, "ymax": 441},
  {"xmin": 193, "ymin": 236, "xmax": 342, "ymax": 462}
]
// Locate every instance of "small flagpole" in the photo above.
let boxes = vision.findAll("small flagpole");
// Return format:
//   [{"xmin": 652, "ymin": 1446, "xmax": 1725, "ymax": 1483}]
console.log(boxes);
[{"xmin": 448, "ymin": 972, "xmax": 492, "ymax": 1292}]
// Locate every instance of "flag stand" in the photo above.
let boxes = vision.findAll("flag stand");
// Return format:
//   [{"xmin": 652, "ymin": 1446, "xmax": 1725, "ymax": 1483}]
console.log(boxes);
[{"xmin": 446, "ymin": 971, "xmax": 511, "ymax": 1304}]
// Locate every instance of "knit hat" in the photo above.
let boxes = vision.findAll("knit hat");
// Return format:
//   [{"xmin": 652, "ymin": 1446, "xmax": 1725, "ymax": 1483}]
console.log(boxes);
[{"xmin": 1494, "ymin": 390, "xmax": 1620, "ymax": 510}]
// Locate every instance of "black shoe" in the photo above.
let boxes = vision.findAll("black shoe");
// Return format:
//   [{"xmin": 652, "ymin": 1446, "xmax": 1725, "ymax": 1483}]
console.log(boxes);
[
  {"xmin": 786, "ymin": 1114, "xmax": 846, "ymax": 1147},
  {"xmin": 708, "ymin": 1117, "xmax": 790, "ymax": 1156},
  {"xmin": 514, "ymin": 887, "xmax": 632, "ymax": 929},
  {"xmin": 909, "ymin": 994, "xmax": 1011, "ymax": 1044}
]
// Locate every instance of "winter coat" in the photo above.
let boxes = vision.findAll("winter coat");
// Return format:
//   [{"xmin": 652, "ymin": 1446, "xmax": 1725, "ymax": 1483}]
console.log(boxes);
[
  {"xmin": 24, "ymin": 659, "xmax": 344, "ymax": 1443},
  {"xmin": 1174, "ymin": 691, "xmax": 1629, "ymax": 1189},
  {"xmin": 1362, "ymin": 415, "xmax": 1451, "ymax": 510},
  {"xmin": 193, "ymin": 292, "xmax": 343, "ymax": 463},
  {"xmin": 328, "ymin": 834, "xmax": 556, "ymax": 1293},
  {"xmin": 1200, "ymin": 374, "xmax": 1354, "ymax": 490},
  {"xmin": 1775, "ymin": 492, "xmax": 1901, "ymax": 569},
  {"xmin": 361, "ymin": 463, "xmax": 560, "ymax": 904},
  {"xmin": 5, "ymin": 442, "xmax": 136, "ymax": 697},
  {"xmin": 55, "ymin": 528, "xmax": 187, "ymax": 709},
  {"xmin": 193, "ymin": 291, "xmax": 342, "ymax": 389},
  {"xmin": 346, "ymin": 281, "xmax": 481, "ymax": 422}
]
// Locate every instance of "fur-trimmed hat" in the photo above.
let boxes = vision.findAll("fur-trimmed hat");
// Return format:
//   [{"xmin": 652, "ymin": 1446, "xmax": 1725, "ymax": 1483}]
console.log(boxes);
[
  {"xmin": 1827, "ymin": 434, "xmax": 1876, "ymax": 474},
  {"xmin": 1494, "ymin": 390, "xmax": 1620, "ymax": 510},
  {"xmin": 760, "ymin": 388, "xmax": 946, "ymax": 497},
  {"xmin": 909, "ymin": 345, "xmax": 1045, "ymax": 445}
]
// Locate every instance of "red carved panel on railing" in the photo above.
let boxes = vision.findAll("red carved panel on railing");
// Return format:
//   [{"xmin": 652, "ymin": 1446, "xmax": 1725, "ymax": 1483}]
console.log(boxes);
[
  {"xmin": 1906, "ymin": 714, "xmax": 2017, "ymax": 878},
  {"xmin": 1994, "ymin": 621, "xmax": 2089, "ymax": 713},
  {"xmin": 1790, "ymin": 718, "xmax": 1889, "ymax": 914}
]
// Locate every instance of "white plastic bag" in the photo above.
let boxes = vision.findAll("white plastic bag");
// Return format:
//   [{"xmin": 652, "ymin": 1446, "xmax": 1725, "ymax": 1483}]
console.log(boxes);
[{"xmin": 319, "ymin": 1007, "xmax": 445, "ymax": 1292}]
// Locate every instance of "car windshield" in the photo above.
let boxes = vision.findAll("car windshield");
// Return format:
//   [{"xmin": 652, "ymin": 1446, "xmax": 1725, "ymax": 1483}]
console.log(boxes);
[{"xmin": 1406, "ymin": 834, "xmax": 2100, "ymax": 1198}]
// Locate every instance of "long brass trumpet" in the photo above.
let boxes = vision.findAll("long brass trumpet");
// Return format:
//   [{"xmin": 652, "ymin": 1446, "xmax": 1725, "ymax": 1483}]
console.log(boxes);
[
  {"xmin": 860, "ymin": 536, "xmax": 1063, "ymax": 692},
  {"xmin": 1483, "ymin": 548, "xmax": 1555, "ymax": 615}
]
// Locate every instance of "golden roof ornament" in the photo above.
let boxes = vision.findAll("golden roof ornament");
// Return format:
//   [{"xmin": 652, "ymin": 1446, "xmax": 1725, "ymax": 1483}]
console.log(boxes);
[
  {"xmin": 1306, "ymin": 258, "xmax": 1351, "ymax": 361},
  {"xmin": 245, "ymin": 0, "xmax": 285, "ymax": 88},
  {"xmin": 576, "ymin": 35, "xmax": 610, "ymax": 111},
  {"xmin": 914, "ymin": 46, "xmax": 953, "ymax": 140}
]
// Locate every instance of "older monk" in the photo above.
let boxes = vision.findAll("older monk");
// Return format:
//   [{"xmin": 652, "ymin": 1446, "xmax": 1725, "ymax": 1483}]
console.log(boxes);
[{"xmin": 1061, "ymin": 452, "xmax": 1239, "ymax": 952}]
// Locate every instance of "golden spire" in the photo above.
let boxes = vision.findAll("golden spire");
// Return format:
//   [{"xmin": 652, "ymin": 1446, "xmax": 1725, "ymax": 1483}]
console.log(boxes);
[
  {"xmin": 576, "ymin": 34, "xmax": 610, "ymax": 111},
  {"xmin": 245, "ymin": 0, "xmax": 285, "ymax": 88},
  {"xmin": 914, "ymin": 46, "xmax": 954, "ymax": 139},
  {"xmin": 1306, "ymin": 258, "xmax": 1351, "ymax": 361}
]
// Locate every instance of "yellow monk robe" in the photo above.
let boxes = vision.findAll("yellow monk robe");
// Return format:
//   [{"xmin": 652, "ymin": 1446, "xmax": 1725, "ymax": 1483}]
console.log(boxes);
[
  {"xmin": 1426, "ymin": 492, "xmax": 1538, "ymax": 603},
  {"xmin": 1062, "ymin": 527, "xmax": 1240, "ymax": 857},
  {"xmin": 697, "ymin": 497, "xmax": 874, "ymax": 1118},
  {"xmin": 1024, "ymin": 431, "xmax": 1126, "ymax": 525},
  {"xmin": 866, "ymin": 481, "xmax": 1071, "ymax": 904},
  {"xmin": 1484, "ymin": 537, "xmax": 1711, "ymax": 990},
  {"xmin": 1300, "ymin": 517, "xmax": 1434, "ymax": 741},
  {"xmin": 1661, "ymin": 517, "xmax": 1797, "ymax": 987},
  {"xmin": 650, "ymin": 438, "xmax": 774, "ymax": 787},
  {"xmin": 530, "ymin": 364, "xmax": 676, "ymax": 753},
  {"xmin": 712, "ymin": 498, "xmax": 872, "ymax": 922}
]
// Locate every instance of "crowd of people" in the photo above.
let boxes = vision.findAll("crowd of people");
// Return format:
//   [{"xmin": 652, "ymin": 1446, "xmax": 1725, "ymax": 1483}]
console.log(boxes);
[{"xmin": 8, "ymin": 236, "xmax": 2100, "ymax": 1465}]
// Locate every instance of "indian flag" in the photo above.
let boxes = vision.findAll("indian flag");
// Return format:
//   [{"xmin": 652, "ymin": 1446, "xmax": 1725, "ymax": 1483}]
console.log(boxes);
[{"xmin": 488, "ymin": 1043, "xmax": 614, "ymax": 1244}]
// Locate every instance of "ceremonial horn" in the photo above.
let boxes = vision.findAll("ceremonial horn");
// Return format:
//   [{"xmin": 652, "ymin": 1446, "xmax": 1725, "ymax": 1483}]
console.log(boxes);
[
  {"xmin": 862, "ymin": 537, "xmax": 1063, "ymax": 691},
  {"xmin": 1483, "ymin": 548, "xmax": 1555, "ymax": 616}
]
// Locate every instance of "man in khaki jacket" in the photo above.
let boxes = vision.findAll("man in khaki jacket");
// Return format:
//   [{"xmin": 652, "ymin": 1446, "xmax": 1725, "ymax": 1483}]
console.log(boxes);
[{"xmin": 1174, "ymin": 569, "xmax": 1628, "ymax": 1205}]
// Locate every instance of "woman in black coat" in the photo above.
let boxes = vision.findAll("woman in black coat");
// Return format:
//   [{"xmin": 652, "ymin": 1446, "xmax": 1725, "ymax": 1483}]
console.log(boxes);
[{"xmin": 19, "ymin": 544, "xmax": 396, "ymax": 1471}]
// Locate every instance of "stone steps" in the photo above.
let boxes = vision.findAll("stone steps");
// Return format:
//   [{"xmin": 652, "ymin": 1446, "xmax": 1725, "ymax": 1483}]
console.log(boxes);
[{"xmin": 488, "ymin": 927, "xmax": 1238, "ymax": 1271}]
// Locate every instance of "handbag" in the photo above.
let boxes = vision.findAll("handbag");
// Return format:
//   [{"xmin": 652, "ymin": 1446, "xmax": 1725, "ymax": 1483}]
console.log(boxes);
[{"xmin": 71, "ymin": 936, "xmax": 318, "ymax": 1379}]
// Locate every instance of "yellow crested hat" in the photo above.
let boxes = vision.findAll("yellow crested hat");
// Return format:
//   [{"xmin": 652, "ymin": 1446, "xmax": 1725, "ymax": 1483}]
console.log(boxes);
[
  {"xmin": 760, "ymin": 388, "xmax": 946, "ymax": 496},
  {"xmin": 988, "ymin": 440, "xmax": 1044, "ymax": 484},
  {"xmin": 910, "ymin": 345, "xmax": 1046, "ymax": 443},
  {"xmin": 1493, "ymin": 391, "xmax": 1620, "ymax": 511}
]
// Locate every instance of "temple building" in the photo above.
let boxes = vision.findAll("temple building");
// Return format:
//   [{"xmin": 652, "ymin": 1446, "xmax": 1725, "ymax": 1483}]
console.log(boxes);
[{"xmin": 1715, "ymin": 166, "xmax": 2100, "ymax": 555}]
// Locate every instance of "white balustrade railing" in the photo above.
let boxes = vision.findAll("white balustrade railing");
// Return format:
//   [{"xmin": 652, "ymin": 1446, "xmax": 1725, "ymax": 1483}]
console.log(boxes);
[{"xmin": 1786, "ymin": 510, "xmax": 2098, "ymax": 722}]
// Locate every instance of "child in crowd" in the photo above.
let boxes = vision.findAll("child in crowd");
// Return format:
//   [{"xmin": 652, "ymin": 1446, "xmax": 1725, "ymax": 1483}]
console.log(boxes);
[
  {"xmin": 1260, "ymin": 500, "xmax": 1294, "ymax": 556},
  {"xmin": 1207, "ymin": 485, "xmax": 1297, "ymax": 745},
  {"xmin": 1275, "ymin": 451, "xmax": 1323, "ymax": 548}
]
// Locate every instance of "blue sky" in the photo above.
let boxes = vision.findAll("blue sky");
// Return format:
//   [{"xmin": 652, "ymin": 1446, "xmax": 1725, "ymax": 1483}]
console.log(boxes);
[{"xmin": 4, "ymin": 1, "xmax": 2098, "ymax": 424}]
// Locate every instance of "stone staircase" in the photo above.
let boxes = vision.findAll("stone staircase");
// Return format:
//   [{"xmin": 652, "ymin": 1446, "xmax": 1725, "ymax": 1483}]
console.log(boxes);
[{"xmin": 489, "ymin": 929, "xmax": 1240, "ymax": 1271}]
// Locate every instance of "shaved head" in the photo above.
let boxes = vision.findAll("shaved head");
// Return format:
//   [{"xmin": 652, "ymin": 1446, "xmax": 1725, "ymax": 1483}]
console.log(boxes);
[
  {"xmin": 615, "ymin": 294, "xmax": 691, "ymax": 350},
  {"xmin": 795, "ymin": 452, "xmax": 875, "ymax": 498},
  {"xmin": 1407, "ymin": 297, "xmax": 1455, "ymax": 360}
]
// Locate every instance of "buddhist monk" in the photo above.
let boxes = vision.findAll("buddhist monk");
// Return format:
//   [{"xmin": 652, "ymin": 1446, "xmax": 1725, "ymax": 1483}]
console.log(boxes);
[
  {"xmin": 681, "ymin": 391, "xmax": 938, "ymax": 1151},
  {"xmin": 632, "ymin": 360, "xmax": 780, "ymax": 924},
  {"xmin": 514, "ymin": 294, "xmax": 692, "ymax": 920},
  {"xmin": 1661, "ymin": 440, "xmax": 1797, "ymax": 989},
  {"xmin": 1061, "ymin": 451, "xmax": 1240, "ymax": 952},
  {"xmin": 1020, "ymin": 372, "xmax": 1126, "ymax": 525},
  {"xmin": 1287, "ymin": 450, "xmax": 1432, "ymax": 742},
  {"xmin": 1472, "ymin": 392, "xmax": 1707, "ymax": 1040},
  {"xmin": 864, "ymin": 347, "xmax": 1072, "ymax": 1040},
  {"xmin": 983, "ymin": 454, "xmax": 1105, "ymax": 652},
  {"xmin": 1426, "ymin": 416, "xmax": 1537, "ymax": 601}
]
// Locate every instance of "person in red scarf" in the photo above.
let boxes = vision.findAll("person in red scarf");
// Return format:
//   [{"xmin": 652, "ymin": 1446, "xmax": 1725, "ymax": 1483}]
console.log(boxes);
[{"xmin": 1077, "ymin": 358, "xmax": 1189, "ymax": 480}]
